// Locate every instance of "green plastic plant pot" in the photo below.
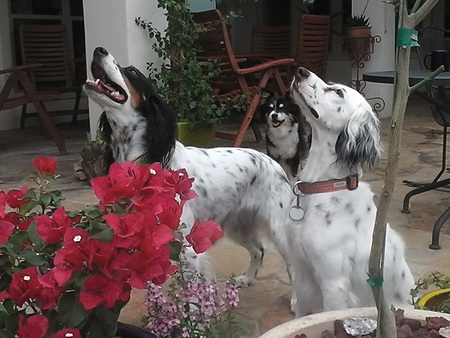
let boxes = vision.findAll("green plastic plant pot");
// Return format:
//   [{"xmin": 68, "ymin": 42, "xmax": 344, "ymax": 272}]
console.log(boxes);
[
  {"xmin": 175, "ymin": 122, "xmax": 215, "ymax": 147},
  {"xmin": 417, "ymin": 288, "xmax": 450, "ymax": 311}
]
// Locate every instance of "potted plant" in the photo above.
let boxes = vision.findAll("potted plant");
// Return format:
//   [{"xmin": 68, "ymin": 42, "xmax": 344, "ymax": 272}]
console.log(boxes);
[
  {"xmin": 344, "ymin": 14, "xmax": 372, "ymax": 54},
  {"xmin": 413, "ymin": 271, "xmax": 450, "ymax": 313},
  {"xmin": 344, "ymin": 14, "xmax": 372, "ymax": 38},
  {"xmin": 0, "ymin": 155, "xmax": 225, "ymax": 337},
  {"xmin": 136, "ymin": 0, "xmax": 242, "ymax": 147}
]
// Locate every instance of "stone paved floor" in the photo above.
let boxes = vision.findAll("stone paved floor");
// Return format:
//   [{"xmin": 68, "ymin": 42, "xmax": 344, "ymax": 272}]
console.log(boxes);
[{"xmin": 1, "ymin": 95, "xmax": 450, "ymax": 336}]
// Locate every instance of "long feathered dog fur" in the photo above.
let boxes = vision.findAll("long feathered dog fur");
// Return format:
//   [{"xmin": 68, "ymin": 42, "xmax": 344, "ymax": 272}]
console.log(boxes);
[
  {"xmin": 287, "ymin": 67, "xmax": 415, "ymax": 316},
  {"xmin": 83, "ymin": 47, "xmax": 294, "ymax": 285}
]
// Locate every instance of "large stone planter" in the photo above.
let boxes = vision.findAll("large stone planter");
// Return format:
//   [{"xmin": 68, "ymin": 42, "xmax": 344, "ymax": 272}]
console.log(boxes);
[{"xmin": 260, "ymin": 307, "xmax": 450, "ymax": 338}]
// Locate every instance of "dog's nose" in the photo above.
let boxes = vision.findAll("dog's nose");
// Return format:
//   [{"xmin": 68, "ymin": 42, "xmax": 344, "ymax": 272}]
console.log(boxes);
[
  {"xmin": 296, "ymin": 67, "xmax": 310, "ymax": 80},
  {"xmin": 94, "ymin": 47, "xmax": 109, "ymax": 56}
]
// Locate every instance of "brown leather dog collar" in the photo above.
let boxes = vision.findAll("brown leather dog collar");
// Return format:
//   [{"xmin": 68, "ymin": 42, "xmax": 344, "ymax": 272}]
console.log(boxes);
[{"xmin": 294, "ymin": 174, "xmax": 359, "ymax": 195}]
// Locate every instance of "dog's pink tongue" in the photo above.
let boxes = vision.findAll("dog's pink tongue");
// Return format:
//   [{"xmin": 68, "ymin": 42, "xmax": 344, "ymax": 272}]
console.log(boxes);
[{"xmin": 99, "ymin": 80, "xmax": 115, "ymax": 92}]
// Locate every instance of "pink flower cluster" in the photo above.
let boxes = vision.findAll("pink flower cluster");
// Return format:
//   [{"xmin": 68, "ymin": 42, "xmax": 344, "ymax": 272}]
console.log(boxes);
[{"xmin": 144, "ymin": 273, "xmax": 240, "ymax": 337}]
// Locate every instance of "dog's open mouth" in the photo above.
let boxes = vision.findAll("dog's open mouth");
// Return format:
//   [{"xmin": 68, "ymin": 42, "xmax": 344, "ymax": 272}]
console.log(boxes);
[
  {"xmin": 271, "ymin": 119, "xmax": 284, "ymax": 128},
  {"xmin": 85, "ymin": 62, "xmax": 127, "ymax": 104}
]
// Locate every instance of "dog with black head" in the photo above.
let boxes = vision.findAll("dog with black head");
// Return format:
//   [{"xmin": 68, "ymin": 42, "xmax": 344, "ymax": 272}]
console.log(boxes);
[
  {"xmin": 259, "ymin": 89, "xmax": 309, "ymax": 181},
  {"xmin": 84, "ymin": 47, "xmax": 295, "ymax": 285}
]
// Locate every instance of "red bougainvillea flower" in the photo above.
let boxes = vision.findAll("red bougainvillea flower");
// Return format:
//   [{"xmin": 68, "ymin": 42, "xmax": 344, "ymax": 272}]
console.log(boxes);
[
  {"xmin": 37, "ymin": 270, "xmax": 62, "ymax": 309},
  {"xmin": 0, "ymin": 266, "xmax": 42, "ymax": 306},
  {"xmin": 103, "ymin": 212, "xmax": 147, "ymax": 248},
  {"xmin": 6, "ymin": 186, "xmax": 30, "ymax": 208},
  {"xmin": 0, "ymin": 219, "xmax": 14, "ymax": 245},
  {"xmin": 53, "ymin": 228, "xmax": 90, "ymax": 285},
  {"xmin": 186, "ymin": 219, "xmax": 223, "ymax": 254},
  {"xmin": 165, "ymin": 168, "xmax": 197, "ymax": 202},
  {"xmin": 50, "ymin": 328, "xmax": 82, "ymax": 338},
  {"xmin": 91, "ymin": 161, "xmax": 151, "ymax": 205},
  {"xmin": 32, "ymin": 155, "xmax": 57, "ymax": 174},
  {"xmin": 0, "ymin": 191, "xmax": 6, "ymax": 218},
  {"xmin": 17, "ymin": 314, "xmax": 48, "ymax": 338},
  {"xmin": 35, "ymin": 206, "xmax": 80, "ymax": 243},
  {"xmin": 79, "ymin": 273, "xmax": 125, "ymax": 309},
  {"xmin": 119, "ymin": 244, "xmax": 177, "ymax": 288}
]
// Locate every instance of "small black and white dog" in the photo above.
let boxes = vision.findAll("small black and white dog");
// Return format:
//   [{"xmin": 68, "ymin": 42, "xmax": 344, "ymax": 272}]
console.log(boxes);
[
  {"xmin": 83, "ymin": 47, "xmax": 295, "ymax": 285},
  {"xmin": 259, "ymin": 89, "xmax": 309, "ymax": 180}
]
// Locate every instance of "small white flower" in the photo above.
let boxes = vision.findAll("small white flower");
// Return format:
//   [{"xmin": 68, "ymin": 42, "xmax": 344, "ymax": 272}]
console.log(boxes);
[
  {"xmin": 73, "ymin": 235, "xmax": 82, "ymax": 242},
  {"xmin": 65, "ymin": 333, "xmax": 74, "ymax": 338},
  {"xmin": 23, "ymin": 275, "xmax": 31, "ymax": 281},
  {"xmin": 150, "ymin": 169, "xmax": 156, "ymax": 175}
]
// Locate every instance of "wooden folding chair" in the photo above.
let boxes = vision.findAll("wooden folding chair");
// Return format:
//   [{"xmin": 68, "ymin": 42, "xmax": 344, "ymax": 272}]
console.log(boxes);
[
  {"xmin": 251, "ymin": 25, "xmax": 291, "ymax": 58},
  {"xmin": 0, "ymin": 64, "xmax": 67, "ymax": 154},
  {"xmin": 19, "ymin": 24, "xmax": 88, "ymax": 128},
  {"xmin": 192, "ymin": 9, "xmax": 294, "ymax": 147},
  {"xmin": 292, "ymin": 14, "xmax": 331, "ymax": 79}
]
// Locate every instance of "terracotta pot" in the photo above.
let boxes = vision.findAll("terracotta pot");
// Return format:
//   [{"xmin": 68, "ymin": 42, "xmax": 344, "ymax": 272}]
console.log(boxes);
[
  {"xmin": 259, "ymin": 307, "xmax": 450, "ymax": 338},
  {"xmin": 418, "ymin": 288, "xmax": 450, "ymax": 312},
  {"xmin": 344, "ymin": 26, "xmax": 372, "ymax": 39}
]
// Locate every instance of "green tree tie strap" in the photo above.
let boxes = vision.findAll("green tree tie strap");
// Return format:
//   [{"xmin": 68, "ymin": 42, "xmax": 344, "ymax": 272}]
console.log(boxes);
[
  {"xmin": 367, "ymin": 276, "xmax": 384, "ymax": 287},
  {"xmin": 396, "ymin": 28, "xmax": 419, "ymax": 47}
]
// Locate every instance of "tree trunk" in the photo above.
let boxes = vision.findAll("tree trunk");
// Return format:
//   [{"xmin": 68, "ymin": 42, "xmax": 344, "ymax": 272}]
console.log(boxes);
[{"xmin": 368, "ymin": 1, "xmax": 440, "ymax": 337}]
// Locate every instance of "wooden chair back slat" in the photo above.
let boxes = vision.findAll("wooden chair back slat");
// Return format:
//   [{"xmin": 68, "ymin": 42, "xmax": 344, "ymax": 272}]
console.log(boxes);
[{"xmin": 293, "ymin": 14, "xmax": 331, "ymax": 79}]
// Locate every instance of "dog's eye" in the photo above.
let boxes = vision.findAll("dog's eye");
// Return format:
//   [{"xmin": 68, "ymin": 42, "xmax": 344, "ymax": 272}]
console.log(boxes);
[
  {"xmin": 334, "ymin": 88, "xmax": 344, "ymax": 98},
  {"xmin": 126, "ymin": 67, "xmax": 138, "ymax": 75}
]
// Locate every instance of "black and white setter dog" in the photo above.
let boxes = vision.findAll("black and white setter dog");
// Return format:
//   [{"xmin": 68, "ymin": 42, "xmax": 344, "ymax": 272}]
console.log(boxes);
[
  {"xmin": 287, "ymin": 67, "xmax": 415, "ymax": 316},
  {"xmin": 83, "ymin": 47, "xmax": 294, "ymax": 285},
  {"xmin": 259, "ymin": 89, "xmax": 309, "ymax": 181}
]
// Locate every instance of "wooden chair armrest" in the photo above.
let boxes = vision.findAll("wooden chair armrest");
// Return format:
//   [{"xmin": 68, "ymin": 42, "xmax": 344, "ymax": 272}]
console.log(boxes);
[
  {"xmin": 0, "ymin": 63, "xmax": 43, "ymax": 75},
  {"xmin": 235, "ymin": 58, "xmax": 294, "ymax": 75}
]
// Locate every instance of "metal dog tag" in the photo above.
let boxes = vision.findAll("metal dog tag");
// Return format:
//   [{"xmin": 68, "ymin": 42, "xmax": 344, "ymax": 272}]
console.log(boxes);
[
  {"xmin": 289, "ymin": 206, "xmax": 305, "ymax": 221},
  {"xmin": 290, "ymin": 180, "xmax": 305, "ymax": 221}
]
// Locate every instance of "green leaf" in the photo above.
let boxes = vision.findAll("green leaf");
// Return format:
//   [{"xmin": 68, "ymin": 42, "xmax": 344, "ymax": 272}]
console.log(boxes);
[
  {"xmin": 49, "ymin": 190, "xmax": 64, "ymax": 204},
  {"xmin": 169, "ymin": 240, "xmax": 182, "ymax": 262},
  {"xmin": 21, "ymin": 189, "xmax": 37, "ymax": 200},
  {"xmin": 21, "ymin": 200, "xmax": 38, "ymax": 214},
  {"xmin": 85, "ymin": 208, "xmax": 102, "ymax": 220},
  {"xmin": 88, "ymin": 219, "xmax": 113, "ymax": 241},
  {"xmin": 8, "ymin": 231, "xmax": 28, "ymax": 249},
  {"xmin": 39, "ymin": 192, "xmax": 53, "ymax": 206},
  {"xmin": 58, "ymin": 292, "xmax": 91, "ymax": 328},
  {"xmin": 0, "ymin": 329, "xmax": 15, "ymax": 338},
  {"xmin": 19, "ymin": 249, "xmax": 47, "ymax": 266},
  {"xmin": 26, "ymin": 222, "xmax": 45, "ymax": 247},
  {"xmin": 87, "ymin": 305, "xmax": 122, "ymax": 338}
]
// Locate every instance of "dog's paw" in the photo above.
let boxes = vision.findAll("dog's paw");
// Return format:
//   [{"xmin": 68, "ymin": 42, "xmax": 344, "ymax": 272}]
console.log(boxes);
[{"xmin": 234, "ymin": 275, "xmax": 252, "ymax": 287}]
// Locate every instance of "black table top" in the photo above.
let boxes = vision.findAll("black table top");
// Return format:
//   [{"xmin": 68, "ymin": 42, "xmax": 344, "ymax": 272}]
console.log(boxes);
[{"xmin": 363, "ymin": 70, "xmax": 450, "ymax": 86}]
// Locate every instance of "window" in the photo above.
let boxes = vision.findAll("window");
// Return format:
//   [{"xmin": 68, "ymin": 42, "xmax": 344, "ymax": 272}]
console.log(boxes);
[{"xmin": 8, "ymin": 0, "xmax": 85, "ymax": 80}]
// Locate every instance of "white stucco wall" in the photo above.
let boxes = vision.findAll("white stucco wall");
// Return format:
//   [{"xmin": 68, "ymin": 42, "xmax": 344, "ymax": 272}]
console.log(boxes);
[
  {"xmin": 83, "ymin": 0, "xmax": 166, "ymax": 138},
  {"xmin": 353, "ymin": 0, "xmax": 395, "ymax": 118}
]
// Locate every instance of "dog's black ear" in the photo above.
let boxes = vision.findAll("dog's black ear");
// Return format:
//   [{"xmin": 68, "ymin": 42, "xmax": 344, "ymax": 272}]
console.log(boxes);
[
  {"xmin": 259, "ymin": 88, "xmax": 274, "ymax": 105},
  {"xmin": 98, "ymin": 112, "xmax": 114, "ymax": 171},
  {"xmin": 335, "ymin": 104, "xmax": 382, "ymax": 173},
  {"xmin": 143, "ymin": 92, "xmax": 176, "ymax": 167}
]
